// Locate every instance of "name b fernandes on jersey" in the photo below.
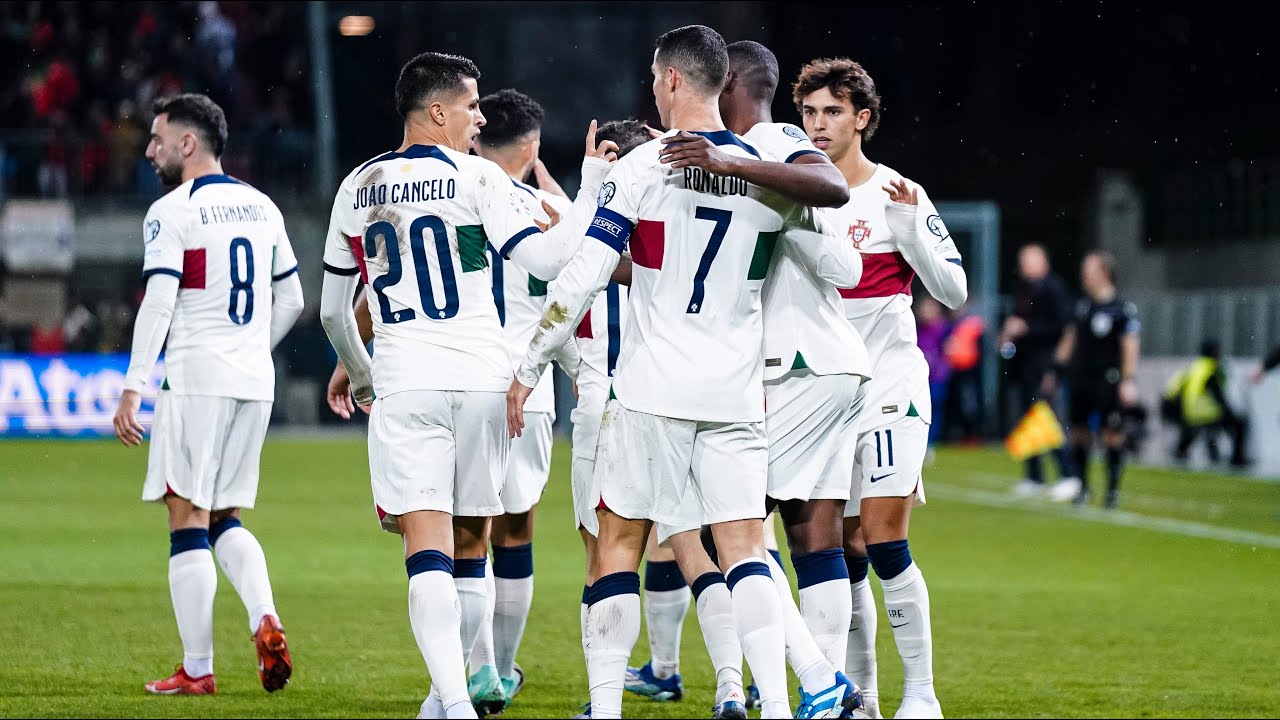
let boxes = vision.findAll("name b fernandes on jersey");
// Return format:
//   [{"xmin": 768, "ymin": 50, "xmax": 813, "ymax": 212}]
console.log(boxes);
[
  {"xmin": 353, "ymin": 179, "xmax": 457, "ymax": 209},
  {"xmin": 199, "ymin": 203, "xmax": 271, "ymax": 225},
  {"xmin": 683, "ymin": 167, "xmax": 748, "ymax": 196}
]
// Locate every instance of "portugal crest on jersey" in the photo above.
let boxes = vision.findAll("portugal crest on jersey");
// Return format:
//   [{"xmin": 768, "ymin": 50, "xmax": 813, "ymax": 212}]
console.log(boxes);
[{"xmin": 848, "ymin": 219, "xmax": 872, "ymax": 248}]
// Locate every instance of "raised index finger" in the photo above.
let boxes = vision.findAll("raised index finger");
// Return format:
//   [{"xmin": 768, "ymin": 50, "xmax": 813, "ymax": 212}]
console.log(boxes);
[{"xmin": 585, "ymin": 119, "xmax": 598, "ymax": 154}]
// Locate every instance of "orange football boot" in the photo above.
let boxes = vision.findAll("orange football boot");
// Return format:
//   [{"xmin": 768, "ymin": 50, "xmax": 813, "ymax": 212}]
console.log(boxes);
[
  {"xmin": 254, "ymin": 614, "xmax": 292, "ymax": 692},
  {"xmin": 145, "ymin": 665, "xmax": 216, "ymax": 695}
]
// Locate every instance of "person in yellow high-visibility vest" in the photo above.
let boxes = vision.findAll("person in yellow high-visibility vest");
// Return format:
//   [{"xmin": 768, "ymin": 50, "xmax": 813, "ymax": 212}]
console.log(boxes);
[{"xmin": 1168, "ymin": 340, "xmax": 1249, "ymax": 468}]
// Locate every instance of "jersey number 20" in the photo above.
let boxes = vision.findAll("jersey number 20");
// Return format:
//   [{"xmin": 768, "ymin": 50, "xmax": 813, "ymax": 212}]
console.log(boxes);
[{"xmin": 364, "ymin": 214, "xmax": 460, "ymax": 323}]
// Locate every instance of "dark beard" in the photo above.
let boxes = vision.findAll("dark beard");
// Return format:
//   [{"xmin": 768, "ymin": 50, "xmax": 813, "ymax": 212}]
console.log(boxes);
[{"xmin": 156, "ymin": 161, "xmax": 183, "ymax": 186}]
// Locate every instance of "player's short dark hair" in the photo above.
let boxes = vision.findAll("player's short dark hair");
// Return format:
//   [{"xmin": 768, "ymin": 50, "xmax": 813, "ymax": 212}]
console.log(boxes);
[
  {"xmin": 654, "ymin": 25, "xmax": 728, "ymax": 95},
  {"xmin": 152, "ymin": 94, "xmax": 228, "ymax": 157},
  {"xmin": 394, "ymin": 52, "xmax": 482, "ymax": 119},
  {"xmin": 596, "ymin": 119, "xmax": 651, "ymax": 159},
  {"xmin": 477, "ymin": 89, "xmax": 545, "ymax": 147},
  {"xmin": 792, "ymin": 58, "xmax": 882, "ymax": 141},
  {"xmin": 727, "ymin": 40, "xmax": 779, "ymax": 102}
]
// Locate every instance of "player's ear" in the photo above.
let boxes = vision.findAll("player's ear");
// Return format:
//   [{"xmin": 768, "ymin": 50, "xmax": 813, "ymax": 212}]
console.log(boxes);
[
  {"xmin": 855, "ymin": 108, "xmax": 871, "ymax": 132},
  {"xmin": 723, "ymin": 70, "xmax": 737, "ymax": 93},
  {"xmin": 666, "ymin": 66, "xmax": 680, "ymax": 92},
  {"xmin": 428, "ymin": 100, "xmax": 448, "ymax": 127},
  {"xmin": 180, "ymin": 129, "xmax": 198, "ymax": 159}
]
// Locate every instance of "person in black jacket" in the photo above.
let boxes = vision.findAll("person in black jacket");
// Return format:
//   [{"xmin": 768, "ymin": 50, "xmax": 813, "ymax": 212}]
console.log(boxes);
[{"xmin": 1000, "ymin": 244, "xmax": 1079, "ymax": 499}]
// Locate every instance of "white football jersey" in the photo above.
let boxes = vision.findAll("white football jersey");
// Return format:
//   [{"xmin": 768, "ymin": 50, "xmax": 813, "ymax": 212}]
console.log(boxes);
[
  {"xmin": 828, "ymin": 164, "xmax": 964, "ymax": 428},
  {"xmin": 492, "ymin": 181, "xmax": 571, "ymax": 414},
  {"xmin": 588, "ymin": 129, "xmax": 808, "ymax": 423},
  {"xmin": 741, "ymin": 123, "xmax": 872, "ymax": 382},
  {"xmin": 141, "ymin": 174, "xmax": 298, "ymax": 401},
  {"xmin": 323, "ymin": 144, "xmax": 545, "ymax": 398}
]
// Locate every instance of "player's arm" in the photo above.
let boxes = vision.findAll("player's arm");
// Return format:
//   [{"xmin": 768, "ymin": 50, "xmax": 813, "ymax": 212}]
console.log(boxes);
[
  {"xmin": 508, "ymin": 207, "xmax": 627, "ymax": 437},
  {"xmin": 549, "ymin": 330, "xmax": 583, "ymax": 383},
  {"xmin": 884, "ymin": 178, "xmax": 968, "ymax": 309},
  {"xmin": 114, "ymin": 205, "xmax": 184, "ymax": 447},
  {"xmin": 326, "ymin": 291, "xmax": 373, "ymax": 420},
  {"xmin": 318, "ymin": 182, "xmax": 374, "ymax": 409},
  {"xmin": 611, "ymin": 253, "xmax": 634, "ymax": 286},
  {"xmin": 1043, "ymin": 323, "xmax": 1077, "ymax": 394},
  {"xmin": 659, "ymin": 131, "xmax": 848, "ymax": 207},
  {"xmin": 268, "ymin": 227, "xmax": 304, "ymax": 350},
  {"xmin": 1119, "ymin": 306, "xmax": 1141, "ymax": 405},
  {"xmin": 781, "ymin": 208, "xmax": 863, "ymax": 288},
  {"xmin": 502, "ymin": 123, "xmax": 618, "ymax": 281}
]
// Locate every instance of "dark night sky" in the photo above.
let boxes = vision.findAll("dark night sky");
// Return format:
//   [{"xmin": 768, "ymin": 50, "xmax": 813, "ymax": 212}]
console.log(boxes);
[{"xmin": 328, "ymin": 1, "xmax": 1279, "ymax": 272}]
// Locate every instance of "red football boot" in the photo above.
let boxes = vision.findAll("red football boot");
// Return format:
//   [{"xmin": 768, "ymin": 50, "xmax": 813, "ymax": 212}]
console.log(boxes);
[
  {"xmin": 145, "ymin": 665, "xmax": 216, "ymax": 695},
  {"xmin": 254, "ymin": 614, "xmax": 292, "ymax": 692}
]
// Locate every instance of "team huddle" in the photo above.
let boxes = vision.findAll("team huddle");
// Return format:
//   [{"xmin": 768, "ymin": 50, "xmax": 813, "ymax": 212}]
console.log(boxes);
[{"xmin": 113, "ymin": 23, "xmax": 967, "ymax": 720}]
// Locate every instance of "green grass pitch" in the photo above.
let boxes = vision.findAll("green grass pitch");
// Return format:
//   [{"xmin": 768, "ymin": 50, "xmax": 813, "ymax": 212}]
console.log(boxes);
[{"xmin": 1, "ymin": 438, "xmax": 1277, "ymax": 718}]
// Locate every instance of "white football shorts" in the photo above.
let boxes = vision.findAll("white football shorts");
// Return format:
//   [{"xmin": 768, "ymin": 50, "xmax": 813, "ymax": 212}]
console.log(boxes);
[
  {"xmin": 593, "ymin": 400, "xmax": 768, "ymax": 546},
  {"xmin": 846, "ymin": 414, "xmax": 929, "ymax": 518},
  {"xmin": 142, "ymin": 392, "xmax": 272, "ymax": 511},
  {"xmin": 500, "ymin": 411, "xmax": 553, "ymax": 515},
  {"xmin": 368, "ymin": 389, "xmax": 508, "ymax": 532},
  {"xmin": 766, "ymin": 370, "xmax": 865, "ymax": 502}
]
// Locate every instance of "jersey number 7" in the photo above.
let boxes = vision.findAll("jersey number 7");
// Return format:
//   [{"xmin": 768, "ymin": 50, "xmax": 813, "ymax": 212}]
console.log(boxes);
[
  {"xmin": 364, "ymin": 214, "xmax": 460, "ymax": 323},
  {"xmin": 687, "ymin": 206, "xmax": 731, "ymax": 314}
]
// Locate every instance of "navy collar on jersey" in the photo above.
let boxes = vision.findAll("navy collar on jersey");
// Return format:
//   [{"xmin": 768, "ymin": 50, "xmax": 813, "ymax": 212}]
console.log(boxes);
[
  {"xmin": 511, "ymin": 178, "xmax": 536, "ymax": 198},
  {"xmin": 358, "ymin": 144, "xmax": 457, "ymax": 174},
  {"xmin": 189, "ymin": 173, "xmax": 249, "ymax": 197},
  {"xmin": 685, "ymin": 129, "xmax": 761, "ymax": 159}
]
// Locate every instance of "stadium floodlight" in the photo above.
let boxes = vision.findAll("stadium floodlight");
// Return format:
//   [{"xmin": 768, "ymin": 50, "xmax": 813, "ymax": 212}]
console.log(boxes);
[{"xmin": 338, "ymin": 15, "xmax": 374, "ymax": 36}]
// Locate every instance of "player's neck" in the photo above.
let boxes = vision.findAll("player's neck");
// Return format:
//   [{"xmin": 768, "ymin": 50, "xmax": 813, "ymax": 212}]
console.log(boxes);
[
  {"xmin": 182, "ymin": 158, "xmax": 224, "ymax": 183},
  {"xmin": 400, "ymin": 120, "xmax": 456, "ymax": 154},
  {"xmin": 834, "ymin": 142, "xmax": 877, "ymax": 189},
  {"xmin": 670, "ymin": 97, "xmax": 726, "ymax": 134},
  {"xmin": 727, "ymin": 103, "xmax": 772, "ymax": 136},
  {"xmin": 1091, "ymin": 285, "xmax": 1117, "ymax": 303}
]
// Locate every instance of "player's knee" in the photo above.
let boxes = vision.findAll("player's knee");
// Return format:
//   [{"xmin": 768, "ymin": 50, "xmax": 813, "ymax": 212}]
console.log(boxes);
[
  {"xmin": 866, "ymin": 539, "xmax": 913, "ymax": 581},
  {"xmin": 493, "ymin": 511, "xmax": 534, "ymax": 545},
  {"xmin": 208, "ymin": 514, "xmax": 244, "ymax": 547}
]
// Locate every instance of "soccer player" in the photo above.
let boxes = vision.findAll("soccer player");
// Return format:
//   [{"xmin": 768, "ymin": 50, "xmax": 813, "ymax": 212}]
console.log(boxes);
[
  {"xmin": 112, "ymin": 93, "xmax": 305, "ymax": 696},
  {"xmin": 1042, "ymin": 251, "xmax": 1141, "ymax": 508},
  {"xmin": 655, "ymin": 39, "xmax": 872, "ymax": 718},
  {"xmin": 794, "ymin": 58, "xmax": 969, "ymax": 719},
  {"xmin": 508, "ymin": 25, "xmax": 855, "ymax": 720},
  {"xmin": 319, "ymin": 52, "xmax": 608, "ymax": 720}
]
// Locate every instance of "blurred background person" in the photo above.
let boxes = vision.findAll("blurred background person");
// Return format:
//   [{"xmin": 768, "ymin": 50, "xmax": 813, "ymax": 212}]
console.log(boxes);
[
  {"xmin": 1000, "ymin": 243, "xmax": 1079, "ymax": 499},
  {"xmin": 916, "ymin": 296, "xmax": 953, "ymax": 450},
  {"xmin": 1043, "ymin": 251, "xmax": 1141, "ymax": 509},
  {"xmin": 1165, "ymin": 340, "xmax": 1249, "ymax": 468},
  {"xmin": 943, "ymin": 300, "xmax": 986, "ymax": 444}
]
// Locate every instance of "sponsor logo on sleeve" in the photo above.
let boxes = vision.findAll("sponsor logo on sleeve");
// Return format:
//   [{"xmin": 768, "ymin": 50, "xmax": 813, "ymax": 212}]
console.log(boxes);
[
  {"xmin": 145, "ymin": 219, "xmax": 161, "ymax": 244},
  {"xmin": 782, "ymin": 125, "xmax": 807, "ymax": 141},
  {"xmin": 598, "ymin": 181, "xmax": 616, "ymax": 207},
  {"xmin": 926, "ymin": 214, "xmax": 949, "ymax": 241}
]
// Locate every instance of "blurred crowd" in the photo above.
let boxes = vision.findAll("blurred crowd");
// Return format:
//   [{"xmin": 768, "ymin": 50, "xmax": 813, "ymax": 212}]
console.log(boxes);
[
  {"xmin": 0, "ymin": 1, "xmax": 312, "ymax": 198},
  {"xmin": 914, "ymin": 295, "xmax": 987, "ymax": 447}
]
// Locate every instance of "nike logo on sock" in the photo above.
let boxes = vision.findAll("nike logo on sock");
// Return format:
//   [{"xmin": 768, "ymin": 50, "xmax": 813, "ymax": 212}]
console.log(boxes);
[
  {"xmin": 870, "ymin": 473, "xmax": 895, "ymax": 483},
  {"xmin": 891, "ymin": 621, "xmax": 910, "ymax": 629}
]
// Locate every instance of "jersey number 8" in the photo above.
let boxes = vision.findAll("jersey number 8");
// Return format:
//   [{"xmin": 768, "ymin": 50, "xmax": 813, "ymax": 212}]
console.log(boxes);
[
  {"xmin": 364, "ymin": 214, "xmax": 460, "ymax": 324},
  {"xmin": 228, "ymin": 237, "xmax": 254, "ymax": 325}
]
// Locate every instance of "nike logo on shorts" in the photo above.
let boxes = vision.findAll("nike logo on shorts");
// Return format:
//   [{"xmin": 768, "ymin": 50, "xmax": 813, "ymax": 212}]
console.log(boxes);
[{"xmin": 870, "ymin": 473, "xmax": 895, "ymax": 483}]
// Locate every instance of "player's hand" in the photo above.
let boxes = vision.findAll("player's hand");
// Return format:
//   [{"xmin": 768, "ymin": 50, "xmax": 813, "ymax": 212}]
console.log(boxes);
[
  {"xmin": 533, "ymin": 158, "xmax": 569, "ymax": 199},
  {"xmin": 659, "ymin": 131, "xmax": 738, "ymax": 173},
  {"xmin": 327, "ymin": 362, "xmax": 355, "ymax": 419},
  {"xmin": 585, "ymin": 119, "xmax": 619, "ymax": 163},
  {"xmin": 1119, "ymin": 378, "xmax": 1138, "ymax": 406},
  {"xmin": 884, "ymin": 177, "xmax": 920, "ymax": 206},
  {"xmin": 535, "ymin": 200, "xmax": 561, "ymax": 232},
  {"xmin": 113, "ymin": 390, "xmax": 146, "ymax": 447},
  {"xmin": 506, "ymin": 378, "xmax": 534, "ymax": 438},
  {"xmin": 1000, "ymin": 316, "xmax": 1029, "ymax": 344},
  {"xmin": 643, "ymin": 125, "xmax": 663, "ymax": 140}
]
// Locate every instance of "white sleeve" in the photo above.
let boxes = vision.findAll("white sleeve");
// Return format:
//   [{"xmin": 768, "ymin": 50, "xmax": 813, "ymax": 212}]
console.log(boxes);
[
  {"xmin": 322, "ymin": 178, "xmax": 362, "ymax": 278},
  {"xmin": 269, "ymin": 273, "xmax": 304, "ymax": 350},
  {"xmin": 123, "ymin": 274, "xmax": 179, "ymax": 393},
  {"xmin": 515, "ymin": 237, "xmax": 619, "ymax": 388},
  {"xmin": 550, "ymin": 331, "xmax": 582, "ymax": 383},
  {"xmin": 504, "ymin": 156, "xmax": 614, "ymax": 281},
  {"xmin": 887, "ymin": 186, "xmax": 968, "ymax": 309},
  {"xmin": 141, "ymin": 200, "xmax": 185, "ymax": 281},
  {"xmin": 781, "ymin": 207, "xmax": 863, "ymax": 288},
  {"xmin": 320, "ymin": 264, "xmax": 374, "ymax": 404}
]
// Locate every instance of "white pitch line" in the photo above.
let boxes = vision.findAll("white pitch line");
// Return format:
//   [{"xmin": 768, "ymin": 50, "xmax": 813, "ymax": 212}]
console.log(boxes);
[{"xmin": 928, "ymin": 482, "xmax": 1280, "ymax": 550}]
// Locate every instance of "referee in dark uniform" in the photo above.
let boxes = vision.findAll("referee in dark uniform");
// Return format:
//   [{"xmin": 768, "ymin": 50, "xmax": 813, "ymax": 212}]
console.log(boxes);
[{"xmin": 1043, "ymin": 251, "xmax": 1141, "ymax": 508}]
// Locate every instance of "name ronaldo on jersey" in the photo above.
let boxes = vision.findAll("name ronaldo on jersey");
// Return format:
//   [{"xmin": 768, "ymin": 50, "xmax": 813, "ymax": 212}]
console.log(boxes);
[{"xmin": 682, "ymin": 167, "xmax": 748, "ymax": 196}]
